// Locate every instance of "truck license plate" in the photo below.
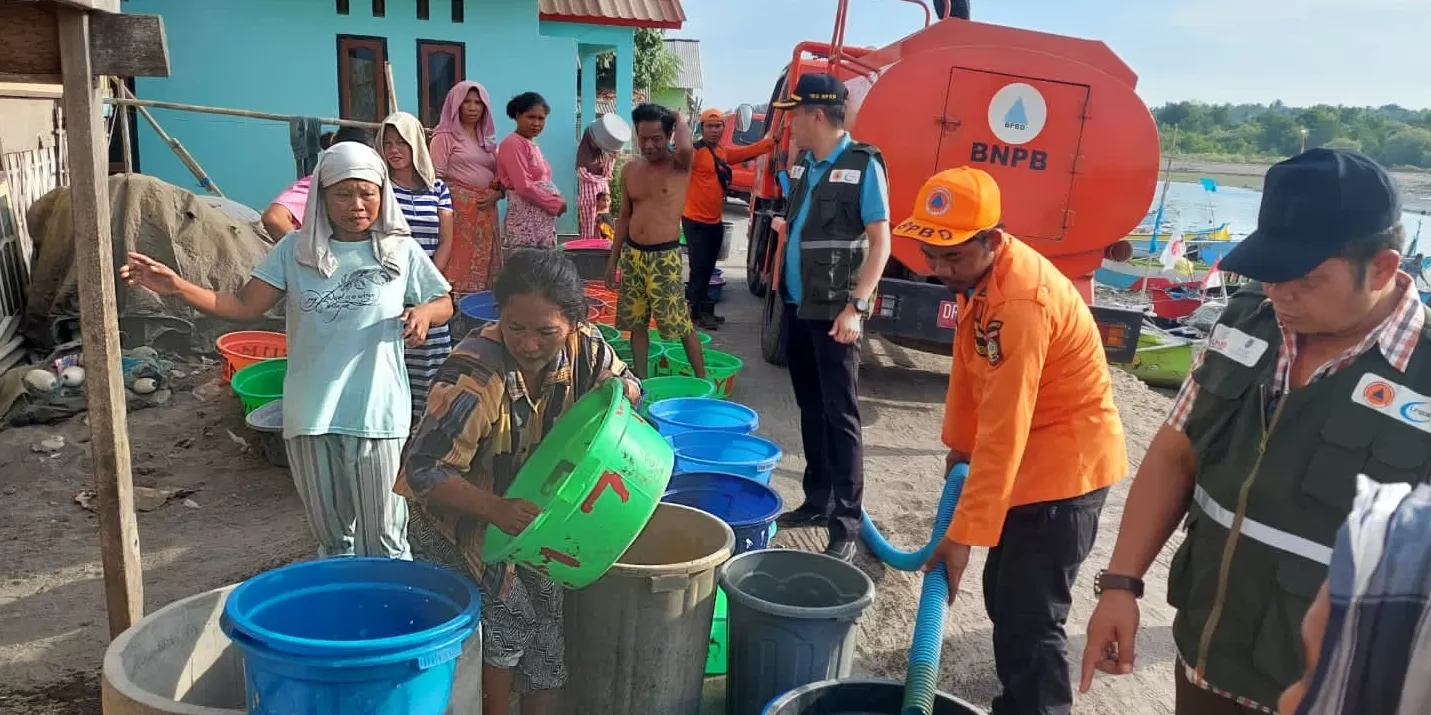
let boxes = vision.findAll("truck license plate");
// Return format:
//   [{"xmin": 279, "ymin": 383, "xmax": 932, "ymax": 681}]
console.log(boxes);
[{"xmin": 937, "ymin": 300, "xmax": 958, "ymax": 329}]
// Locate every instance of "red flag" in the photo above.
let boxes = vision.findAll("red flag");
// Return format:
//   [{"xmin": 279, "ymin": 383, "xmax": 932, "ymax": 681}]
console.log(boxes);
[{"xmin": 1202, "ymin": 257, "xmax": 1223, "ymax": 290}]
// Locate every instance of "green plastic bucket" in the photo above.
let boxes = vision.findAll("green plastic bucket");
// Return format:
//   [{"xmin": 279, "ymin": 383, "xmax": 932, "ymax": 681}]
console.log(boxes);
[
  {"xmin": 638, "ymin": 376, "xmax": 717, "ymax": 418},
  {"xmin": 231, "ymin": 358, "xmax": 286, "ymax": 414},
  {"xmin": 611, "ymin": 337, "xmax": 632, "ymax": 364},
  {"xmin": 647, "ymin": 343, "xmax": 666, "ymax": 377},
  {"xmin": 666, "ymin": 349, "xmax": 744, "ymax": 399},
  {"xmin": 648, "ymin": 329, "xmax": 712, "ymax": 348},
  {"xmin": 483, "ymin": 379, "xmax": 674, "ymax": 589}
]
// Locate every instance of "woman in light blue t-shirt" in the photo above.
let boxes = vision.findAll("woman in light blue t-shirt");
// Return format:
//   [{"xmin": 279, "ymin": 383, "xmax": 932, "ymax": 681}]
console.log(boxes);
[{"xmin": 120, "ymin": 142, "xmax": 453, "ymax": 560}]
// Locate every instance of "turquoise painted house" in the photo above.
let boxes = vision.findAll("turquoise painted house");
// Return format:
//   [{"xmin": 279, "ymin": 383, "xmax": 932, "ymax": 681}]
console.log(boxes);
[{"xmin": 124, "ymin": 0, "xmax": 685, "ymax": 234}]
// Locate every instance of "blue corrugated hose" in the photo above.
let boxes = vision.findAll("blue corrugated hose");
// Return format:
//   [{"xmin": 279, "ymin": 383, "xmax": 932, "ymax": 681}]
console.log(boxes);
[{"xmin": 859, "ymin": 462, "xmax": 968, "ymax": 715}]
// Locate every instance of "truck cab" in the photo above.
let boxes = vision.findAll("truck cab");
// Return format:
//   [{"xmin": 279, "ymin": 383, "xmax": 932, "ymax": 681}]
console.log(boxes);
[{"xmin": 720, "ymin": 110, "xmax": 766, "ymax": 203}]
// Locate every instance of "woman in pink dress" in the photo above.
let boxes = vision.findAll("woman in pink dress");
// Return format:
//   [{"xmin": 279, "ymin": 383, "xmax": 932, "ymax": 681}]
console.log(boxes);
[
  {"xmin": 498, "ymin": 92, "xmax": 566, "ymax": 251},
  {"xmin": 575, "ymin": 126, "xmax": 616, "ymax": 241},
  {"xmin": 430, "ymin": 81, "xmax": 505, "ymax": 293}
]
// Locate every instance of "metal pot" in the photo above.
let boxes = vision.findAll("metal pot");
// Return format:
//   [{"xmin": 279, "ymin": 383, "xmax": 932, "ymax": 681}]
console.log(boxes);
[{"xmin": 589, "ymin": 114, "xmax": 632, "ymax": 152}]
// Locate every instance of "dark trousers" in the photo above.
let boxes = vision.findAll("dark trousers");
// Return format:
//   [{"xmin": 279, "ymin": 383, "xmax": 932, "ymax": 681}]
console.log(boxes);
[
  {"xmin": 783, "ymin": 304, "xmax": 864, "ymax": 544},
  {"xmin": 1174, "ymin": 666, "xmax": 1261, "ymax": 715},
  {"xmin": 682, "ymin": 217, "xmax": 723, "ymax": 313},
  {"xmin": 983, "ymin": 487, "xmax": 1108, "ymax": 715}
]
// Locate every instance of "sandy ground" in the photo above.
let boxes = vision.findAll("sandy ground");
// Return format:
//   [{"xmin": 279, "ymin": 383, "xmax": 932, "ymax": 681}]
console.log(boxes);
[
  {"xmin": 0, "ymin": 206, "xmax": 1183, "ymax": 714},
  {"xmin": 1167, "ymin": 157, "xmax": 1431, "ymax": 213}
]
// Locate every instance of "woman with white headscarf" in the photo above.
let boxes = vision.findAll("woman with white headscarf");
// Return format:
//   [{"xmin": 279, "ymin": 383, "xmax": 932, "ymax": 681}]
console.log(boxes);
[
  {"xmin": 120, "ymin": 142, "xmax": 454, "ymax": 560},
  {"xmin": 378, "ymin": 111, "xmax": 454, "ymax": 425}
]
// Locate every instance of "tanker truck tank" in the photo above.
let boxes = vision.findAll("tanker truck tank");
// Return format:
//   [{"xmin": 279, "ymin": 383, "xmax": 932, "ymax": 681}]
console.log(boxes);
[
  {"xmin": 742, "ymin": 5, "xmax": 1155, "ymax": 365},
  {"xmin": 840, "ymin": 17, "xmax": 1161, "ymax": 288}
]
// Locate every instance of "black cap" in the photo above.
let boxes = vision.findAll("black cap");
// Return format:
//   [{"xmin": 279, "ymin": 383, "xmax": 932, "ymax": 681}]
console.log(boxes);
[
  {"xmin": 1221, "ymin": 148, "xmax": 1403, "ymax": 283},
  {"xmin": 771, "ymin": 73, "xmax": 847, "ymax": 109}
]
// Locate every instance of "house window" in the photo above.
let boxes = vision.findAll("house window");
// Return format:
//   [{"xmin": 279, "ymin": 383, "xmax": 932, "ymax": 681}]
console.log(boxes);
[
  {"xmin": 336, "ymin": 0, "xmax": 350, "ymax": 14},
  {"xmin": 417, "ymin": 0, "xmax": 429, "ymax": 20},
  {"xmin": 452, "ymin": 0, "xmax": 465, "ymax": 23},
  {"xmin": 372, "ymin": 0, "xmax": 386, "ymax": 17},
  {"xmin": 337, "ymin": 35, "xmax": 389, "ymax": 123},
  {"xmin": 418, "ymin": 40, "xmax": 465, "ymax": 127}
]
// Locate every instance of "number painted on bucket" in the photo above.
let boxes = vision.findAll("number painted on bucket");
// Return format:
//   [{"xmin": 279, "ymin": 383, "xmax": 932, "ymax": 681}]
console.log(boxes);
[
  {"xmin": 579, "ymin": 470, "xmax": 630, "ymax": 513},
  {"xmin": 538, "ymin": 547, "xmax": 581, "ymax": 568}
]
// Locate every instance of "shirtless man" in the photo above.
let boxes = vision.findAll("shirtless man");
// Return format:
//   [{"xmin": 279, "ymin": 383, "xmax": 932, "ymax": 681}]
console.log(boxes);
[{"xmin": 605, "ymin": 103, "xmax": 708, "ymax": 379}]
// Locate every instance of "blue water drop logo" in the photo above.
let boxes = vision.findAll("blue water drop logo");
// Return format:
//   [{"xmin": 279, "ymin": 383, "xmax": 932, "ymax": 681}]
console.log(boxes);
[{"xmin": 1004, "ymin": 98, "xmax": 1028, "ymax": 131}]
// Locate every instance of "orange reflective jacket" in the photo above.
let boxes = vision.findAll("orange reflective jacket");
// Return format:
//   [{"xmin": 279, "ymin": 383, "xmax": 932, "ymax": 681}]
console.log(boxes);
[{"xmin": 944, "ymin": 233, "xmax": 1127, "ymax": 547}]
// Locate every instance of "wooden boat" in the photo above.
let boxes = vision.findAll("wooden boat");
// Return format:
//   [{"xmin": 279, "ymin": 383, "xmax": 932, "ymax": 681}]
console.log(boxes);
[
  {"xmin": 1126, "ymin": 326, "xmax": 1203, "ymax": 389},
  {"xmin": 1126, "ymin": 223, "xmax": 1232, "ymax": 257}
]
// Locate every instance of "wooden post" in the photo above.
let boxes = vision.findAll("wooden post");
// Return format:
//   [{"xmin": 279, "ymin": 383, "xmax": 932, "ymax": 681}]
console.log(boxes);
[{"xmin": 57, "ymin": 6, "xmax": 143, "ymax": 637}]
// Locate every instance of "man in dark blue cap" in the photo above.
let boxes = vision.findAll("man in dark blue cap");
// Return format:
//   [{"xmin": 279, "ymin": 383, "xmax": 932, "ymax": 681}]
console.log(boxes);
[
  {"xmin": 769, "ymin": 72, "xmax": 892, "ymax": 561},
  {"xmin": 1080, "ymin": 148, "xmax": 1431, "ymax": 715}
]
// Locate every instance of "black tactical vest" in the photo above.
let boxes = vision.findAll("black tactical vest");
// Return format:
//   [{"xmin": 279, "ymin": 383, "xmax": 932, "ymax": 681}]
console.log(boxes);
[{"xmin": 782, "ymin": 142, "xmax": 886, "ymax": 321}]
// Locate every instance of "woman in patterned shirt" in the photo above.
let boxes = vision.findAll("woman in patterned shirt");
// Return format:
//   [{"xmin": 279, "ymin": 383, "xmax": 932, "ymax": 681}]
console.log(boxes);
[
  {"xmin": 378, "ymin": 111, "xmax": 455, "ymax": 425},
  {"xmin": 395, "ymin": 248, "xmax": 640, "ymax": 715}
]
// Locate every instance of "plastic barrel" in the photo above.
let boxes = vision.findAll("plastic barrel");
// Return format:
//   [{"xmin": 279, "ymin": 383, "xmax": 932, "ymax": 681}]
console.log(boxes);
[
  {"xmin": 662, "ymin": 471, "xmax": 783, "ymax": 679},
  {"xmin": 220, "ymin": 558, "xmax": 481, "ymax": 715},
  {"xmin": 670, "ymin": 430, "xmax": 783, "ymax": 485},
  {"xmin": 230, "ymin": 358, "xmax": 286, "ymax": 414},
  {"xmin": 638, "ymin": 376, "xmax": 717, "ymax": 418},
  {"xmin": 563, "ymin": 503, "xmax": 734, "ymax": 715},
  {"xmin": 647, "ymin": 398, "xmax": 759, "ymax": 438},
  {"xmin": 215, "ymin": 331, "xmax": 287, "ymax": 383},
  {"xmin": 719, "ymin": 549, "xmax": 876, "ymax": 715},
  {"xmin": 482, "ymin": 379, "xmax": 674, "ymax": 589},
  {"xmin": 761, "ymin": 678, "xmax": 987, "ymax": 715},
  {"xmin": 666, "ymin": 348, "xmax": 744, "ymax": 398},
  {"xmin": 458, "ymin": 291, "xmax": 499, "ymax": 323}
]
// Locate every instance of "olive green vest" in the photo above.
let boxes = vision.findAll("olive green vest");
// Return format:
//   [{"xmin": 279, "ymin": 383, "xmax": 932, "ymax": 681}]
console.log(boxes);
[
  {"xmin": 1167, "ymin": 282, "xmax": 1431, "ymax": 707},
  {"xmin": 782, "ymin": 142, "xmax": 886, "ymax": 321}
]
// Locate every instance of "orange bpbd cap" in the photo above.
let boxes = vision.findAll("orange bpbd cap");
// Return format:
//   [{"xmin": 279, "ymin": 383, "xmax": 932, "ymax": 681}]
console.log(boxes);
[
  {"xmin": 893, "ymin": 167, "xmax": 1002, "ymax": 246},
  {"xmin": 699, "ymin": 108, "xmax": 724, "ymax": 124}
]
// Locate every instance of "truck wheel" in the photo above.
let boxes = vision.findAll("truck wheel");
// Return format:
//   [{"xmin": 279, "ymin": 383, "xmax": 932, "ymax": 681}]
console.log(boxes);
[
  {"xmin": 761, "ymin": 287, "xmax": 789, "ymax": 366},
  {"xmin": 746, "ymin": 226, "xmax": 768, "ymax": 297}
]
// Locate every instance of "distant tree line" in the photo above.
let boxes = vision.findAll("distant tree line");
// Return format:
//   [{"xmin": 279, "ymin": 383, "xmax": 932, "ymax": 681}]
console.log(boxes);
[{"xmin": 1153, "ymin": 101, "xmax": 1431, "ymax": 169}]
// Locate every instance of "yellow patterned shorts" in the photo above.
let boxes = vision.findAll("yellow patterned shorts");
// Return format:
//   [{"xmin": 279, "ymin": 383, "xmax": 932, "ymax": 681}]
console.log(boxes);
[{"xmin": 616, "ymin": 243, "xmax": 693, "ymax": 340}]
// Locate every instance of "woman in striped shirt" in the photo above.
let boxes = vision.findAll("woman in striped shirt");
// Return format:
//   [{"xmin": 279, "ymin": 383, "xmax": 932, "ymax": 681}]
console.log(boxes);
[{"xmin": 378, "ymin": 112, "xmax": 454, "ymax": 425}]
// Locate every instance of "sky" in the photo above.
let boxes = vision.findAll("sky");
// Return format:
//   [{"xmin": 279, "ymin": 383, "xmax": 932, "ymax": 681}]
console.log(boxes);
[{"xmin": 673, "ymin": 0, "xmax": 1431, "ymax": 114}]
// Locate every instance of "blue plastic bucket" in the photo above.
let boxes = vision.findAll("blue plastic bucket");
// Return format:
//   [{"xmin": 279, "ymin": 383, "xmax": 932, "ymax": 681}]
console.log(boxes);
[
  {"xmin": 221, "ymin": 557, "xmax": 482, "ymax": 714},
  {"xmin": 647, "ymin": 397, "xmax": 759, "ymax": 438},
  {"xmin": 669, "ymin": 430, "xmax": 783, "ymax": 485},
  {"xmin": 663, "ymin": 472, "xmax": 783, "ymax": 554},
  {"xmin": 458, "ymin": 291, "xmax": 499, "ymax": 323}
]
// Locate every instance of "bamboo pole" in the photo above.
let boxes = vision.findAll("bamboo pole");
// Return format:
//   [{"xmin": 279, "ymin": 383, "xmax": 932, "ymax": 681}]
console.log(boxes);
[
  {"xmin": 116, "ymin": 84, "xmax": 223, "ymax": 197},
  {"xmin": 113, "ymin": 77, "xmax": 132, "ymax": 172},
  {"xmin": 384, "ymin": 61, "xmax": 398, "ymax": 116},
  {"xmin": 104, "ymin": 95, "xmax": 383, "ymax": 130}
]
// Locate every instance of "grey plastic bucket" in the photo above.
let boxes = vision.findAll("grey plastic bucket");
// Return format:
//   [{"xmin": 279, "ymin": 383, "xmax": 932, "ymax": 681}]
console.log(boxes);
[
  {"xmin": 761, "ymin": 678, "xmax": 988, "ymax": 714},
  {"xmin": 563, "ymin": 502, "xmax": 735, "ymax": 715},
  {"xmin": 719, "ymin": 549, "xmax": 876, "ymax": 715}
]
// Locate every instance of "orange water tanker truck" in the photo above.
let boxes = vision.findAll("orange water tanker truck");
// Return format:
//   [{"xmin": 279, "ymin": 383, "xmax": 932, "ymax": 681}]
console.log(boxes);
[{"xmin": 735, "ymin": 0, "xmax": 1159, "ymax": 365}]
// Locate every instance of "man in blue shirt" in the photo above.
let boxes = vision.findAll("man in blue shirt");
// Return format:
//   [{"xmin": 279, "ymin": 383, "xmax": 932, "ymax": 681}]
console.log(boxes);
[{"xmin": 770, "ymin": 73, "xmax": 892, "ymax": 561}]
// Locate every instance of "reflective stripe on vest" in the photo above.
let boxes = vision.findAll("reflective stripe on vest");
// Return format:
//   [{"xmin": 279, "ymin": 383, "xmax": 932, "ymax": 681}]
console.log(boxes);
[
  {"xmin": 1193, "ymin": 485, "xmax": 1333, "ymax": 565},
  {"xmin": 801, "ymin": 239, "xmax": 869, "ymax": 251}
]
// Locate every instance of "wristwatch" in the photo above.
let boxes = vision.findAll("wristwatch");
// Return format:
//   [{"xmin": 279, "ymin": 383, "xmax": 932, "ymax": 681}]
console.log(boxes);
[
  {"xmin": 1094, "ymin": 570, "xmax": 1144, "ymax": 599},
  {"xmin": 849, "ymin": 296, "xmax": 871, "ymax": 316}
]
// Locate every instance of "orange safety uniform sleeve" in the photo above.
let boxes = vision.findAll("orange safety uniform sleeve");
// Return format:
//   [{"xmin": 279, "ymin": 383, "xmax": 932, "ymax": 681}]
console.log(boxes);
[
  {"xmin": 723, "ymin": 136, "xmax": 777, "ymax": 165},
  {"xmin": 945, "ymin": 298, "xmax": 1051, "ymax": 547}
]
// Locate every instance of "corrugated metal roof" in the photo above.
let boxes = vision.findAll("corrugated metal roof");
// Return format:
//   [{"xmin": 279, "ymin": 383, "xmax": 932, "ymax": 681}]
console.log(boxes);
[
  {"xmin": 539, "ymin": 0, "xmax": 686, "ymax": 29},
  {"xmin": 663, "ymin": 38, "xmax": 702, "ymax": 90}
]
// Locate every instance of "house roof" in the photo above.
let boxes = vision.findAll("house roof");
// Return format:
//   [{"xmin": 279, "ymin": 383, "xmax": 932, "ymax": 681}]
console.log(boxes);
[
  {"xmin": 595, "ymin": 87, "xmax": 648, "ymax": 116},
  {"xmin": 539, "ymin": 0, "xmax": 686, "ymax": 30},
  {"xmin": 663, "ymin": 38, "xmax": 702, "ymax": 91}
]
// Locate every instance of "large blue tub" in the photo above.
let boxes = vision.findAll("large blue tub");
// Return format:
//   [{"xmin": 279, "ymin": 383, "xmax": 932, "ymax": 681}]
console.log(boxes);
[
  {"xmin": 669, "ymin": 430, "xmax": 783, "ymax": 486},
  {"xmin": 221, "ymin": 557, "xmax": 481, "ymax": 714},
  {"xmin": 647, "ymin": 397, "xmax": 759, "ymax": 438}
]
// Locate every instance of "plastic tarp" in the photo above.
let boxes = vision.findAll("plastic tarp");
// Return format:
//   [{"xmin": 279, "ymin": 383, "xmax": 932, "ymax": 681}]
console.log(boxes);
[{"xmin": 22, "ymin": 173, "xmax": 279, "ymax": 356}]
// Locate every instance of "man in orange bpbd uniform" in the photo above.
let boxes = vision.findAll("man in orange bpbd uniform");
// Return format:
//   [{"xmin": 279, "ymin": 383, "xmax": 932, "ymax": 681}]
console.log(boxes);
[
  {"xmin": 904, "ymin": 167, "xmax": 1129, "ymax": 715},
  {"xmin": 682, "ymin": 108, "xmax": 776, "ymax": 329}
]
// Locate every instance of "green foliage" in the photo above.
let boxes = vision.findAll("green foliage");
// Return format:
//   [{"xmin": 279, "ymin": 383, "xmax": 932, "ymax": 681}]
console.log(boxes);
[
  {"xmin": 1153, "ymin": 101, "xmax": 1431, "ymax": 168},
  {"xmin": 596, "ymin": 29, "xmax": 683, "ymax": 94},
  {"xmin": 607, "ymin": 153, "xmax": 633, "ymax": 211}
]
